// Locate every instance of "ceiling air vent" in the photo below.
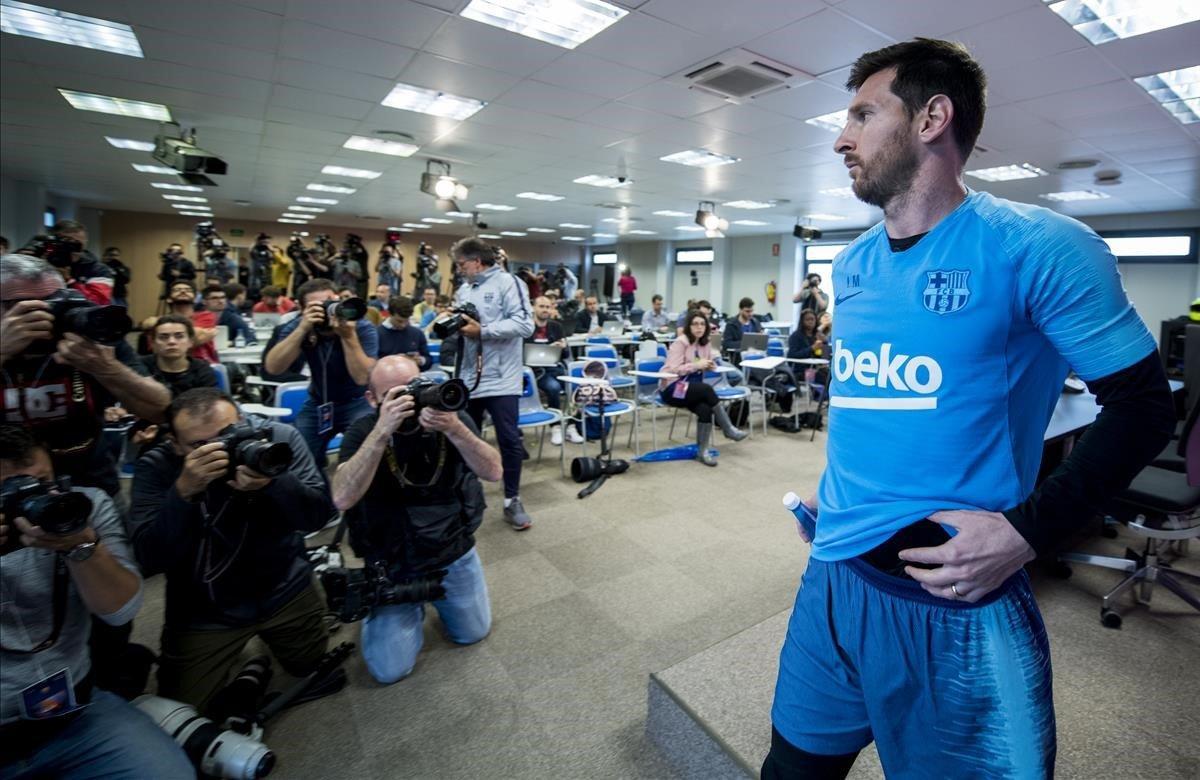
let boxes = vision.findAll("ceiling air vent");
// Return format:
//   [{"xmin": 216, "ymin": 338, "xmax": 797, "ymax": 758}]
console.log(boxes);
[{"xmin": 672, "ymin": 49, "xmax": 812, "ymax": 103}]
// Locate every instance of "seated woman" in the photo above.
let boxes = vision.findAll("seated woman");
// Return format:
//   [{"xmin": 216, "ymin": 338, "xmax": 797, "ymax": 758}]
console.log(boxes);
[
  {"xmin": 817, "ymin": 311, "xmax": 833, "ymax": 342},
  {"xmin": 660, "ymin": 311, "xmax": 747, "ymax": 467},
  {"xmin": 787, "ymin": 309, "xmax": 831, "ymax": 390}
]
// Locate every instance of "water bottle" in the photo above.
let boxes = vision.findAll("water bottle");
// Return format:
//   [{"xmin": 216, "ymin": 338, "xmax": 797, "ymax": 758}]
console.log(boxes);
[{"xmin": 783, "ymin": 492, "xmax": 816, "ymax": 540}]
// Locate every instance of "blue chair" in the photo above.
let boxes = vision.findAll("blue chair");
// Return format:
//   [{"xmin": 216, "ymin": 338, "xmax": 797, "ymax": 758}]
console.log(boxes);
[
  {"xmin": 274, "ymin": 382, "xmax": 311, "ymax": 425},
  {"xmin": 563, "ymin": 363, "xmax": 638, "ymax": 463},
  {"xmin": 212, "ymin": 363, "xmax": 230, "ymax": 393},
  {"xmin": 517, "ymin": 367, "xmax": 563, "ymax": 469},
  {"xmin": 656, "ymin": 343, "xmax": 668, "ymax": 358},
  {"xmin": 767, "ymin": 338, "xmax": 785, "ymax": 357},
  {"xmin": 630, "ymin": 358, "xmax": 670, "ymax": 452},
  {"xmin": 569, "ymin": 358, "xmax": 634, "ymax": 393},
  {"xmin": 586, "ymin": 335, "xmax": 611, "ymax": 345},
  {"xmin": 668, "ymin": 359, "xmax": 753, "ymax": 440}
]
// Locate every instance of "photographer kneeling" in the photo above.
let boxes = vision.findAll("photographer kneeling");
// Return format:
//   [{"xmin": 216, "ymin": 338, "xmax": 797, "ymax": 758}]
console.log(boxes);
[
  {"xmin": 129, "ymin": 388, "xmax": 333, "ymax": 714},
  {"xmin": 0, "ymin": 426, "xmax": 191, "ymax": 778},
  {"xmin": 332, "ymin": 355, "xmax": 501, "ymax": 684}
]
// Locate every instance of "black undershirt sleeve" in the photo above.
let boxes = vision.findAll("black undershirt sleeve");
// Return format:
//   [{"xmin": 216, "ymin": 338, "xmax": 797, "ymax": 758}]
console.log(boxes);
[{"xmin": 1002, "ymin": 350, "xmax": 1176, "ymax": 556}]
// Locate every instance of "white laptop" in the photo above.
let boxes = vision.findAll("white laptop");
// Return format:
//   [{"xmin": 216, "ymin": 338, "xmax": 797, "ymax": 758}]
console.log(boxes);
[
  {"xmin": 252, "ymin": 312, "xmax": 282, "ymax": 329},
  {"xmin": 524, "ymin": 343, "xmax": 563, "ymax": 367},
  {"xmin": 601, "ymin": 320, "xmax": 625, "ymax": 336}
]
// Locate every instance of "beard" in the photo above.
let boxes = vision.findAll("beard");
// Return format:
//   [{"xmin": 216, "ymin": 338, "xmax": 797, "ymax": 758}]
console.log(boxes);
[{"xmin": 851, "ymin": 125, "xmax": 921, "ymax": 210}]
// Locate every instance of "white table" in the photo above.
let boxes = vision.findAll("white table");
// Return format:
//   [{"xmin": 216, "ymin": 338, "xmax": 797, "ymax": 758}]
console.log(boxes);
[
  {"xmin": 241, "ymin": 403, "xmax": 290, "ymax": 418},
  {"xmin": 784, "ymin": 358, "xmax": 830, "ymax": 366},
  {"xmin": 629, "ymin": 370, "xmax": 677, "ymax": 380},
  {"xmin": 741, "ymin": 356, "xmax": 786, "ymax": 371}
]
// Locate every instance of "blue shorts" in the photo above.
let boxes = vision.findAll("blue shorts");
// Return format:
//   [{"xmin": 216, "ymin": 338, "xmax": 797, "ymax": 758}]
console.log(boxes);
[{"xmin": 770, "ymin": 557, "xmax": 1056, "ymax": 778}]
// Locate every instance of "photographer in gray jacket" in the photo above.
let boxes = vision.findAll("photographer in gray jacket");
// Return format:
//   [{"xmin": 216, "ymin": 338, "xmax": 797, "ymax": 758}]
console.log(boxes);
[{"xmin": 447, "ymin": 238, "xmax": 535, "ymax": 530}]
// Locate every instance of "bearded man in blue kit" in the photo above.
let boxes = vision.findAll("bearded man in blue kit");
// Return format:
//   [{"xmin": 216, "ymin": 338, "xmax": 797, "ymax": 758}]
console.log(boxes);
[{"xmin": 762, "ymin": 39, "xmax": 1175, "ymax": 779}]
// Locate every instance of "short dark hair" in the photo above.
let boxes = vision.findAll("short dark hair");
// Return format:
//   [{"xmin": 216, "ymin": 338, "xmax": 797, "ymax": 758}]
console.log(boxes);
[
  {"xmin": 202, "ymin": 285, "xmax": 225, "ymax": 299},
  {"xmin": 435, "ymin": 295, "xmax": 451, "ymax": 306},
  {"xmin": 172, "ymin": 280, "xmax": 197, "ymax": 295},
  {"xmin": 167, "ymin": 387, "xmax": 236, "ymax": 428},
  {"xmin": 0, "ymin": 425, "xmax": 44, "ymax": 466},
  {"xmin": 695, "ymin": 300, "xmax": 712, "ymax": 311},
  {"xmin": 389, "ymin": 296, "xmax": 415, "ymax": 318},
  {"xmin": 260, "ymin": 285, "xmax": 282, "ymax": 298},
  {"xmin": 0, "ymin": 235, "xmax": 9, "ymax": 248},
  {"xmin": 652, "ymin": 294, "xmax": 663, "ymax": 304},
  {"xmin": 451, "ymin": 237, "xmax": 496, "ymax": 266},
  {"xmin": 104, "ymin": 246, "xmax": 120, "ymax": 255},
  {"xmin": 52, "ymin": 219, "xmax": 85, "ymax": 236},
  {"xmin": 224, "ymin": 282, "xmax": 246, "ymax": 299},
  {"xmin": 847, "ymin": 38, "xmax": 987, "ymax": 162},
  {"xmin": 738, "ymin": 297, "xmax": 754, "ymax": 310},
  {"xmin": 335, "ymin": 286, "xmax": 353, "ymax": 296},
  {"xmin": 682, "ymin": 311, "xmax": 710, "ymax": 347},
  {"xmin": 296, "ymin": 278, "xmax": 335, "ymax": 304},
  {"xmin": 152, "ymin": 313, "xmax": 195, "ymax": 339}
]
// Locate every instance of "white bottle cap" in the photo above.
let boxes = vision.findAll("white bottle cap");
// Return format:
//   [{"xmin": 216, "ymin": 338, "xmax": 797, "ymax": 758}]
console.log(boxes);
[{"xmin": 782, "ymin": 492, "xmax": 800, "ymax": 510}]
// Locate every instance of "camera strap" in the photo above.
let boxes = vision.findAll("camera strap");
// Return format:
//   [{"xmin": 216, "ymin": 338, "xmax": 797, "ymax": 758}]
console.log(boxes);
[
  {"xmin": 1, "ymin": 555, "xmax": 69, "ymax": 654},
  {"xmin": 385, "ymin": 435, "xmax": 447, "ymax": 488},
  {"xmin": 453, "ymin": 333, "xmax": 484, "ymax": 393}
]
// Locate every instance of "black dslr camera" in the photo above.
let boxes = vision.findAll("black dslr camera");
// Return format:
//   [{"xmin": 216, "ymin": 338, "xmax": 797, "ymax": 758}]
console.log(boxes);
[
  {"xmin": 38, "ymin": 289, "xmax": 133, "ymax": 348},
  {"xmin": 392, "ymin": 377, "xmax": 469, "ymax": 433},
  {"xmin": 20, "ymin": 234, "xmax": 82, "ymax": 268},
  {"xmin": 213, "ymin": 422, "xmax": 294, "ymax": 479},
  {"xmin": 315, "ymin": 297, "xmax": 367, "ymax": 336},
  {"xmin": 320, "ymin": 562, "xmax": 446, "ymax": 623},
  {"xmin": 431, "ymin": 302, "xmax": 480, "ymax": 339},
  {"xmin": 0, "ymin": 475, "xmax": 92, "ymax": 555}
]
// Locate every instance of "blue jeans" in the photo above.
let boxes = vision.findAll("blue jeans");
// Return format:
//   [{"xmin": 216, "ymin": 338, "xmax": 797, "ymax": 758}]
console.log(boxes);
[
  {"xmin": 360, "ymin": 548, "xmax": 491, "ymax": 684},
  {"xmin": 294, "ymin": 395, "xmax": 373, "ymax": 469},
  {"xmin": 534, "ymin": 368, "xmax": 564, "ymax": 411},
  {"xmin": 0, "ymin": 690, "xmax": 193, "ymax": 779}
]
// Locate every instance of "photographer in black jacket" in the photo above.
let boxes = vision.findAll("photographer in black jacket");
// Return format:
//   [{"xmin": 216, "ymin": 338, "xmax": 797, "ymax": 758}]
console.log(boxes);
[
  {"xmin": 129, "ymin": 388, "xmax": 331, "ymax": 713},
  {"xmin": 332, "ymin": 355, "xmax": 501, "ymax": 684}
]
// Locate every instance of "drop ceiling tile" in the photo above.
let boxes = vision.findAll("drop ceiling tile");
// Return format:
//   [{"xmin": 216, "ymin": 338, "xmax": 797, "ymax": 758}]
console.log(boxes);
[
  {"xmin": 986, "ymin": 47, "xmax": 1125, "ymax": 103},
  {"xmin": 641, "ymin": 0, "xmax": 824, "ymax": 41},
  {"xmin": 1016, "ymin": 80, "xmax": 1154, "ymax": 122},
  {"xmin": 976, "ymin": 105, "xmax": 1074, "ymax": 151},
  {"xmin": 1097, "ymin": 21, "xmax": 1200, "ymax": 80},
  {"xmin": 1138, "ymin": 156, "xmax": 1200, "ymax": 177},
  {"xmin": 134, "ymin": 1, "xmax": 283, "ymax": 52},
  {"xmin": 748, "ymin": 80, "xmax": 850, "ymax": 121},
  {"xmin": 1054, "ymin": 107, "xmax": 1178, "ymax": 140},
  {"xmin": 836, "ymin": 0, "xmax": 1030, "ymax": 41},
  {"xmin": 494, "ymin": 80, "xmax": 609, "ymax": 119},
  {"xmin": 529, "ymin": 52, "xmax": 660, "ymax": 100},
  {"xmin": 690, "ymin": 103, "xmax": 794, "ymax": 134},
  {"xmin": 744, "ymin": 10, "xmax": 893, "ymax": 76},
  {"xmin": 1090, "ymin": 128, "xmax": 1194, "ymax": 154},
  {"xmin": 398, "ymin": 53, "xmax": 520, "ymax": 101},
  {"xmin": 283, "ymin": 0, "xmax": 446, "ymax": 48},
  {"xmin": 137, "ymin": 32, "xmax": 278, "ymax": 82},
  {"xmin": 575, "ymin": 102, "xmax": 678, "ymax": 134},
  {"xmin": 422, "ymin": 17, "xmax": 565, "ymax": 78},
  {"xmin": 266, "ymin": 107, "xmax": 361, "ymax": 134},
  {"xmin": 358, "ymin": 104, "xmax": 460, "ymax": 140},
  {"xmin": 273, "ymin": 59, "xmax": 394, "ymax": 104},
  {"xmin": 269, "ymin": 85, "xmax": 375, "ymax": 120},
  {"xmin": 279, "ymin": 20, "xmax": 417, "ymax": 79},
  {"xmin": 576, "ymin": 12, "xmax": 709, "ymax": 77},
  {"xmin": 948, "ymin": 5, "xmax": 1087, "ymax": 72},
  {"xmin": 616, "ymin": 81, "xmax": 731, "ymax": 118}
]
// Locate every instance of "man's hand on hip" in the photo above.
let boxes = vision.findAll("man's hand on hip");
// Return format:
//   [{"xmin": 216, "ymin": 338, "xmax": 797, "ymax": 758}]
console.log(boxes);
[{"xmin": 899, "ymin": 509, "xmax": 1035, "ymax": 603}]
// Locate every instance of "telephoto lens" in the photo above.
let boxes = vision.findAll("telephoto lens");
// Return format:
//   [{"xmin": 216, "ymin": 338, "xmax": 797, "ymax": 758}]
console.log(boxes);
[
  {"xmin": 410, "ymin": 378, "xmax": 469, "ymax": 413},
  {"xmin": 0, "ymin": 476, "xmax": 92, "ymax": 554},
  {"xmin": 43, "ymin": 289, "xmax": 133, "ymax": 346},
  {"xmin": 324, "ymin": 297, "xmax": 366, "ymax": 322},
  {"xmin": 208, "ymin": 656, "xmax": 273, "ymax": 729},
  {"xmin": 133, "ymin": 695, "xmax": 276, "ymax": 779},
  {"xmin": 214, "ymin": 422, "xmax": 294, "ymax": 479}
]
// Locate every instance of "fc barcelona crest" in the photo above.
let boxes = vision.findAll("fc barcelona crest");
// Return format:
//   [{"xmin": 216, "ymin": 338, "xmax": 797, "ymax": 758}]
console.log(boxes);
[{"xmin": 922, "ymin": 269, "xmax": 971, "ymax": 315}]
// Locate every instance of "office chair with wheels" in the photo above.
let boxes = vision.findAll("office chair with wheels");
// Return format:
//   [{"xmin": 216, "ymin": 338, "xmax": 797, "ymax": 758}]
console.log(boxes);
[{"xmin": 1059, "ymin": 399, "xmax": 1200, "ymax": 628}]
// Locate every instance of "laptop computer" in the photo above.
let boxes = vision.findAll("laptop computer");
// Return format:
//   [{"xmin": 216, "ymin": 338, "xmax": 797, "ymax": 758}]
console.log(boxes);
[
  {"xmin": 252, "ymin": 312, "xmax": 282, "ymax": 329},
  {"xmin": 601, "ymin": 320, "xmax": 625, "ymax": 336},
  {"xmin": 740, "ymin": 333, "xmax": 770, "ymax": 352},
  {"xmin": 524, "ymin": 343, "xmax": 563, "ymax": 367}
]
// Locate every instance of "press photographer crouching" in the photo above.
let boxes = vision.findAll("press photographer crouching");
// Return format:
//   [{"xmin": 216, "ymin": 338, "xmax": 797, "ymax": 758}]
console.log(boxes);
[
  {"xmin": 331, "ymin": 355, "xmax": 501, "ymax": 684},
  {"xmin": 129, "ymin": 388, "xmax": 333, "ymax": 714},
  {"xmin": 0, "ymin": 426, "xmax": 192, "ymax": 778}
]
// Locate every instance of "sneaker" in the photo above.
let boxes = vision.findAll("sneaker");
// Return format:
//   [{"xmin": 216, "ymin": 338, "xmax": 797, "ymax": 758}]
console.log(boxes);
[
  {"xmin": 565, "ymin": 425, "xmax": 584, "ymax": 444},
  {"xmin": 551, "ymin": 425, "xmax": 563, "ymax": 446},
  {"xmin": 504, "ymin": 498, "xmax": 533, "ymax": 531}
]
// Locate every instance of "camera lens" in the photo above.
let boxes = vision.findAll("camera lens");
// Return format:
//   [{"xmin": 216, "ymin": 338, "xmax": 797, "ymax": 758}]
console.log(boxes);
[
  {"xmin": 24, "ymin": 492, "xmax": 92, "ymax": 535},
  {"xmin": 237, "ymin": 440, "xmax": 293, "ymax": 477},
  {"xmin": 332, "ymin": 297, "xmax": 366, "ymax": 322},
  {"xmin": 61, "ymin": 305, "xmax": 133, "ymax": 346}
]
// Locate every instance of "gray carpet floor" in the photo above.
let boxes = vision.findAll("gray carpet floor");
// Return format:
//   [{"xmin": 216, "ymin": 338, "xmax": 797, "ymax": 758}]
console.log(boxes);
[{"xmin": 128, "ymin": 413, "xmax": 1200, "ymax": 779}]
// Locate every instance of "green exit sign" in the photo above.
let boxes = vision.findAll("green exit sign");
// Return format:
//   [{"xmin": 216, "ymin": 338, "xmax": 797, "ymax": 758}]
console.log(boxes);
[{"xmin": 229, "ymin": 228, "xmax": 244, "ymax": 237}]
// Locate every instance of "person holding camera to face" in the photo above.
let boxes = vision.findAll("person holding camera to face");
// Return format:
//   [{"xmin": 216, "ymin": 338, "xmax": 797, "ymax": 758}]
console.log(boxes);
[
  {"xmin": 128, "ymin": 388, "xmax": 332, "ymax": 713},
  {"xmin": 158, "ymin": 242, "xmax": 197, "ymax": 293},
  {"xmin": 17, "ymin": 221, "xmax": 114, "ymax": 307},
  {"xmin": 264, "ymin": 278, "xmax": 378, "ymax": 468},
  {"xmin": 793, "ymin": 272, "xmax": 829, "ymax": 314},
  {"xmin": 447, "ymin": 238, "xmax": 536, "ymax": 530},
  {"xmin": 331, "ymin": 356, "xmax": 500, "ymax": 683},
  {"xmin": 0, "ymin": 426, "xmax": 193, "ymax": 778},
  {"xmin": 0, "ymin": 255, "xmax": 170, "ymax": 499}
]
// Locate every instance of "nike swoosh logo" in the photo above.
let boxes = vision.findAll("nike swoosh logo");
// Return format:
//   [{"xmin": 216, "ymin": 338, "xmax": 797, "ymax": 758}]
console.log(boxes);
[{"xmin": 834, "ymin": 290, "xmax": 864, "ymax": 305}]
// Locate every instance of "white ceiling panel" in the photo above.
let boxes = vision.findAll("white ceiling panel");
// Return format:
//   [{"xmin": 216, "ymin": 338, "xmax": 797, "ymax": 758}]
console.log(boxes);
[
  {"xmin": 986, "ymin": 47, "xmax": 1125, "ymax": 103},
  {"xmin": 576, "ymin": 12, "xmax": 707, "ymax": 77},
  {"xmin": 422, "ymin": 17, "xmax": 564, "ymax": 77},
  {"xmin": 137, "ymin": 33, "xmax": 278, "ymax": 82},
  {"xmin": 640, "ymin": 0, "xmax": 824, "ymax": 39},
  {"xmin": 399, "ymin": 53, "xmax": 520, "ymax": 101},
  {"xmin": 1016, "ymin": 80, "xmax": 1153, "ymax": 122},
  {"xmin": 949, "ymin": 5, "xmax": 1085, "ymax": 72},
  {"xmin": 1096, "ymin": 21, "xmax": 1200, "ymax": 79},
  {"xmin": 528, "ymin": 52, "xmax": 660, "ymax": 100},
  {"xmin": 690, "ymin": 104, "xmax": 794, "ymax": 135},
  {"xmin": 836, "ymin": 0, "xmax": 1033, "ymax": 41},
  {"xmin": 134, "ymin": 1, "xmax": 284, "ymax": 52},
  {"xmin": 494, "ymin": 80, "xmax": 609, "ymax": 119},
  {"xmin": 745, "ymin": 10, "xmax": 894, "ymax": 77},
  {"xmin": 283, "ymin": 0, "xmax": 447, "ymax": 48},
  {"xmin": 616, "ymin": 81, "xmax": 731, "ymax": 118},
  {"xmin": 1054, "ymin": 106, "xmax": 1179, "ymax": 140},
  {"xmin": 976, "ymin": 105, "xmax": 1075, "ymax": 151},
  {"xmin": 575, "ymin": 102, "xmax": 677, "ymax": 134},
  {"xmin": 749, "ymin": 81, "xmax": 850, "ymax": 121},
  {"xmin": 273, "ymin": 59, "xmax": 395, "ymax": 104},
  {"xmin": 278, "ymin": 20, "xmax": 417, "ymax": 79}
]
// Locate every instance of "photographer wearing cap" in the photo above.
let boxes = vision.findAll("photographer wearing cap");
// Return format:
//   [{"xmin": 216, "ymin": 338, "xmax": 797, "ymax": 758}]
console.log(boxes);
[
  {"xmin": 264, "ymin": 278, "xmax": 378, "ymax": 468},
  {"xmin": 448, "ymin": 237, "xmax": 535, "ymax": 530},
  {"xmin": 0, "ymin": 255, "xmax": 170, "ymax": 498},
  {"xmin": 0, "ymin": 426, "xmax": 193, "ymax": 778},
  {"xmin": 129, "ymin": 388, "xmax": 332, "ymax": 713},
  {"xmin": 332, "ymin": 356, "xmax": 500, "ymax": 683}
]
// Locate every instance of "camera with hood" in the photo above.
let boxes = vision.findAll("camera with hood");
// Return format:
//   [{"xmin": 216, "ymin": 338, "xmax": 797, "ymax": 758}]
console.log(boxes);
[
  {"xmin": 38, "ymin": 289, "xmax": 133, "ymax": 347},
  {"xmin": 0, "ymin": 475, "xmax": 92, "ymax": 555},
  {"xmin": 320, "ymin": 561, "xmax": 446, "ymax": 623},
  {"xmin": 212, "ymin": 421, "xmax": 294, "ymax": 480},
  {"xmin": 431, "ymin": 302, "xmax": 480, "ymax": 340},
  {"xmin": 20, "ymin": 234, "xmax": 82, "ymax": 268}
]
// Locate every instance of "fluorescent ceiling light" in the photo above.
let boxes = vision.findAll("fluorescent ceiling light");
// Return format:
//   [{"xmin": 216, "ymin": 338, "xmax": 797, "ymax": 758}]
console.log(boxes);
[
  {"xmin": 526, "ymin": 227, "xmax": 556, "ymax": 233},
  {"xmin": 282, "ymin": 214, "xmax": 314, "ymax": 220},
  {"xmin": 459, "ymin": 0, "xmax": 628, "ymax": 50},
  {"xmin": 1135, "ymin": 65, "xmax": 1200, "ymax": 125},
  {"xmin": 402, "ymin": 223, "xmax": 431, "ymax": 229},
  {"xmin": 676, "ymin": 225, "xmax": 706, "ymax": 231},
  {"xmin": 820, "ymin": 186, "xmax": 856, "ymax": 198},
  {"xmin": 653, "ymin": 210, "xmax": 690, "ymax": 217},
  {"xmin": 573, "ymin": 174, "xmax": 629, "ymax": 188},
  {"xmin": 1043, "ymin": 0, "xmax": 1200, "ymax": 45},
  {"xmin": 393, "ymin": 227, "xmax": 414, "ymax": 232},
  {"xmin": 343, "ymin": 135, "xmax": 419, "ymax": 157},
  {"xmin": 170, "ymin": 202, "xmax": 208, "ymax": 209},
  {"xmin": 477, "ymin": 233, "xmax": 501, "ymax": 239},
  {"xmin": 278, "ymin": 218, "xmax": 309, "ymax": 224},
  {"xmin": 422, "ymin": 217, "xmax": 453, "ymax": 224},
  {"xmin": 500, "ymin": 231, "xmax": 527, "ymax": 237},
  {"xmin": 660, "ymin": 149, "xmax": 740, "ymax": 167},
  {"xmin": 562, "ymin": 236, "xmax": 586, "ymax": 241},
  {"xmin": 804, "ymin": 213, "xmax": 846, "ymax": 221},
  {"xmin": 1, "ymin": 1, "xmax": 144, "ymax": 57},
  {"xmin": 381, "ymin": 82, "xmax": 486, "ymax": 120},
  {"xmin": 732, "ymin": 219, "xmax": 769, "ymax": 226},
  {"xmin": 1038, "ymin": 189, "xmax": 1111, "ymax": 202},
  {"xmin": 178, "ymin": 211, "xmax": 212, "ymax": 217},
  {"xmin": 805, "ymin": 109, "xmax": 848, "ymax": 133},
  {"xmin": 289, "ymin": 206, "xmax": 325, "ymax": 213},
  {"xmin": 592, "ymin": 233, "xmax": 616, "ymax": 238},
  {"xmin": 133, "ymin": 164, "xmax": 176, "ymax": 174},
  {"xmin": 321, "ymin": 164, "xmax": 381, "ymax": 180},
  {"xmin": 601, "ymin": 217, "xmax": 626, "ymax": 224},
  {"xmin": 1104, "ymin": 235, "xmax": 1193, "ymax": 257},
  {"xmin": 723, "ymin": 200, "xmax": 775, "ymax": 209},
  {"xmin": 475, "ymin": 203, "xmax": 516, "ymax": 211},
  {"xmin": 446, "ymin": 211, "xmax": 474, "ymax": 218},
  {"xmin": 105, "ymin": 136, "xmax": 154, "ymax": 151},
  {"xmin": 559, "ymin": 223, "xmax": 591, "ymax": 229},
  {"xmin": 627, "ymin": 229, "xmax": 656, "ymax": 235},
  {"xmin": 965, "ymin": 163, "xmax": 1049, "ymax": 182},
  {"xmin": 162, "ymin": 194, "xmax": 207, "ymax": 203},
  {"xmin": 307, "ymin": 183, "xmax": 356, "ymax": 194},
  {"xmin": 516, "ymin": 191, "xmax": 564, "ymax": 201},
  {"xmin": 151, "ymin": 182, "xmax": 202, "ymax": 192},
  {"xmin": 59, "ymin": 89, "xmax": 170, "ymax": 121},
  {"xmin": 297, "ymin": 196, "xmax": 337, "ymax": 205}
]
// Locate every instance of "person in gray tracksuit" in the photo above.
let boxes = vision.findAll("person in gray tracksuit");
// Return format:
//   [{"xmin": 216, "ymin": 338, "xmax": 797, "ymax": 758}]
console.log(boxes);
[{"xmin": 450, "ymin": 238, "xmax": 536, "ymax": 530}]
